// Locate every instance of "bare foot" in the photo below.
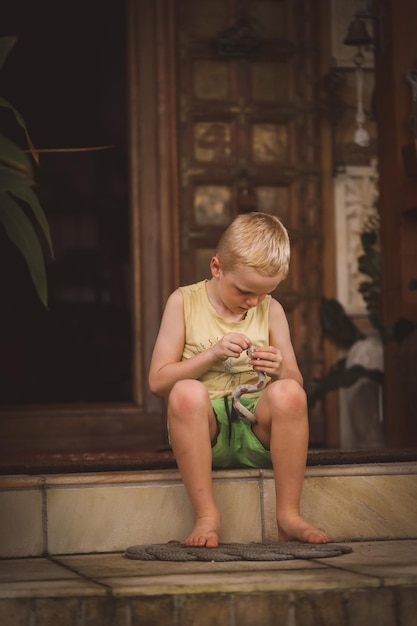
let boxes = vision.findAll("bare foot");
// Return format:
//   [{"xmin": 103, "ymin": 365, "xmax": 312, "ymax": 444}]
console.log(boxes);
[
  {"xmin": 185, "ymin": 514, "xmax": 221, "ymax": 548},
  {"xmin": 278, "ymin": 514, "xmax": 331, "ymax": 544}
]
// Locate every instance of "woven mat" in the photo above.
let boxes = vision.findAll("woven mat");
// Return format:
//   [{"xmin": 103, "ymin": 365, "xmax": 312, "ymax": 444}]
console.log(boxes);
[{"xmin": 125, "ymin": 541, "xmax": 352, "ymax": 562}]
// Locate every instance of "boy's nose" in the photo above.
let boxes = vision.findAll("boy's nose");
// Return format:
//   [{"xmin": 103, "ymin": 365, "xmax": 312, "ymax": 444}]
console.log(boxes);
[{"xmin": 245, "ymin": 296, "xmax": 260, "ymax": 307}]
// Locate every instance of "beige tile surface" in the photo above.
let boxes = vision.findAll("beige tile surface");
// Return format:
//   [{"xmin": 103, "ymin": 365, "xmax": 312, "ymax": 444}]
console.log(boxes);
[
  {"xmin": 46, "ymin": 479, "xmax": 263, "ymax": 554},
  {"xmin": 0, "ymin": 541, "xmax": 416, "ymax": 600},
  {"xmin": 100, "ymin": 568, "xmax": 380, "ymax": 596},
  {"xmin": 0, "ymin": 475, "xmax": 44, "ymax": 489},
  {"xmin": 0, "ymin": 558, "xmax": 79, "ymax": 582},
  {"xmin": 263, "ymin": 473, "xmax": 417, "ymax": 542},
  {"xmin": 2, "ymin": 463, "xmax": 417, "ymax": 560},
  {"xmin": 324, "ymin": 539, "xmax": 417, "ymax": 585},
  {"xmin": 301, "ymin": 474, "xmax": 417, "ymax": 541},
  {"xmin": 47, "ymin": 483, "xmax": 193, "ymax": 554},
  {"xmin": 42, "ymin": 468, "xmax": 260, "ymax": 486},
  {"xmin": 0, "ymin": 490, "xmax": 44, "ymax": 558},
  {"xmin": 58, "ymin": 551, "xmax": 324, "ymax": 579},
  {"xmin": 0, "ymin": 579, "xmax": 106, "ymax": 599},
  {"xmin": 0, "ymin": 557, "xmax": 106, "ymax": 599}
]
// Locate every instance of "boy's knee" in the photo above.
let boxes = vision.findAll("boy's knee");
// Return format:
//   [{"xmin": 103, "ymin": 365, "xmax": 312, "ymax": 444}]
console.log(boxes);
[
  {"xmin": 270, "ymin": 378, "xmax": 306, "ymax": 413},
  {"xmin": 168, "ymin": 379, "xmax": 208, "ymax": 413}
]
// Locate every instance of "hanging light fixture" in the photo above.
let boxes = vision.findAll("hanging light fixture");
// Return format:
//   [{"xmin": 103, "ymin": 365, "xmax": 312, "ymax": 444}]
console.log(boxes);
[
  {"xmin": 343, "ymin": 12, "xmax": 373, "ymax": 147},
  {"xmin": 343, "ymin": 14, "xmax": 373, "ymax": 49}
]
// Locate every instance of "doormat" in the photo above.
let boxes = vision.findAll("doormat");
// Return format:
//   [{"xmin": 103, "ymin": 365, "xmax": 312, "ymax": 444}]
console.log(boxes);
[{"xmin": 125, "ymin": 541, "xmax": 353, "ymax": 562}]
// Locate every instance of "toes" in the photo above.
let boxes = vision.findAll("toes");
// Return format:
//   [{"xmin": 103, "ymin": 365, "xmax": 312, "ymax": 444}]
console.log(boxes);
[
  {"xmin": 205, "ymin": 535, "xmax": 219, "ymax": 548},
  {"xmin": 304, "ymin": 529, "xmax": 331, "ymax": 544},
  {"xmin": 185, "ymin": 533, "xmax": 219, "ymax": 548}
]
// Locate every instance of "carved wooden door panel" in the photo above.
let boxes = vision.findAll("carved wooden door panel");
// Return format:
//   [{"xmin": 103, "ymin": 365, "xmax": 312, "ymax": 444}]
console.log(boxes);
[{"xmin": 175, "ymin": 0, "xmax": 325, "ymax": 443}]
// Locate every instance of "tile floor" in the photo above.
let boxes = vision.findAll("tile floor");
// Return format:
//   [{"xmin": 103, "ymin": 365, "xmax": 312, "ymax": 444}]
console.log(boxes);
[
  {"xmin": 1, "ymin": 540, "xmax": 417, "ymax": 625},
  {"xmin": 1, "ymin": 539, "xmax": 416, "ymax": 597}
]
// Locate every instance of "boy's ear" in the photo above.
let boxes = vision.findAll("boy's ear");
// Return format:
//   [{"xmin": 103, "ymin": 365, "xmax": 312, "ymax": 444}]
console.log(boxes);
[{"xmin": 210, "ymin": 255, "xmax": 221, "ymax": 277}]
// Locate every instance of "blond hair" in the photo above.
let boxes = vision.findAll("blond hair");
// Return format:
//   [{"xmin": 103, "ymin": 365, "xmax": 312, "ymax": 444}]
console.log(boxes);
[{"xmin": 216, "ymin": 212, "xmax": 290, "ymax": 279}]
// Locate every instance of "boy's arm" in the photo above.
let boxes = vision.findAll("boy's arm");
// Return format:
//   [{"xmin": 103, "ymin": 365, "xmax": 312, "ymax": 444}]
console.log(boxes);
[
  {"xmin": 250, "ymin": 298, "xmax": 303, "ymax": 386},
  {"xmin": 148, "ymin": 288, "xmax": 251, "ymax": 398}
]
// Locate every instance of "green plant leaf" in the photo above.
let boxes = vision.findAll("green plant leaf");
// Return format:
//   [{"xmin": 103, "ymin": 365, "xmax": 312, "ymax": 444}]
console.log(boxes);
[
  {"xmin": 307, "ymin": 357, "xmax": 383, "ymax": 408},
  {"xmin": 0, "ymin": 99, "xmax": 39, "ymax": 165},
  {"xmin": 360, "ymin": 230, "xmax": 377, "ymax": 250},
  {"xmin": 0, "ymin": 191, "xmax": 48, "ymax": 307},
  {"xmin": 0, "ymin": 163, "xmax": 33, "ymax": 191},
  {"xmin": 0, "ymin": 134, "xmax": 34, "ymax": 179},
  {"xmin": 320, "ymin": 298, "xmax": 364, "ymax": 347},
  {"xmin": 358, "ymin": 249, "xmax": 381, "ymax": 283},
  {"xmin": 9, "ymin": 186, "xmax": 54, "ymax": 259}
]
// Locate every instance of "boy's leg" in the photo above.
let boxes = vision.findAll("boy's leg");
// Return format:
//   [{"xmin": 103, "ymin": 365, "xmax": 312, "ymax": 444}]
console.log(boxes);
[
  {"xmin": 167, "ymin": 379, "xmax": 221, "ymax": 547},
  {"xmin": 253, "ymin": 379, "xmax": 331, "ymax": 544}
]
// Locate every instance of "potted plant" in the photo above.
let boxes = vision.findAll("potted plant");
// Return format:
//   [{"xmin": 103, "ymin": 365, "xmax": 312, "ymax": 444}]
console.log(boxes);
[
  {"xmin": 308, "ymin": 233, "xmax": 417, "ymax": 409},
  {"xmin": 308, "ymin": 214, "xmax": 417, "ymax": 446}
]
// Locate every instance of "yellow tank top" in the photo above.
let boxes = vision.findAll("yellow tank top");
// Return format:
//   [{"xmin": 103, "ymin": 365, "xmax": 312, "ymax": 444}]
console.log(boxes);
[{"xmin": 180, "ymin": 280, "xmax": 270, "ymax": 400}]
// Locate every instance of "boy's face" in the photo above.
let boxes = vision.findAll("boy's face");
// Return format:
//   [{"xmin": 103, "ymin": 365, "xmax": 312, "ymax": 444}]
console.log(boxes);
[{"xmin": 211, "ymin": 257, "xmax": 281, "ymax": 315}]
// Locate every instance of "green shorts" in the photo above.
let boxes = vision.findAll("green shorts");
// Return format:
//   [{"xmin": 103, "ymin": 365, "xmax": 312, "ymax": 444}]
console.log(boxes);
[{"xmin": 211, "ymin": 396, "xmax": 272, "ymax": 469}]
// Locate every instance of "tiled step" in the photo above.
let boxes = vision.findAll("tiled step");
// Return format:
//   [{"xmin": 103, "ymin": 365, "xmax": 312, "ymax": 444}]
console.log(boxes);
[
  {"xmin": 1, "ymin": 461, "xmax": 417, "ymax": 558},
  {"xmin": 1, "ymin": 540, "xmax": 417, "ymax": 626}
]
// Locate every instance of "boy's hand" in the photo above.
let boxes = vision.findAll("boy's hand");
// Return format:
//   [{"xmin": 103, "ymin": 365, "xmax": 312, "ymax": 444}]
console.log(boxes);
[
  {"xmin": 249, "ymin": 346, "xmax": 283, "ymax": 379},
  {"xmin": 213, "ymin": 333, "xmax": 251, "ymax": 360}
]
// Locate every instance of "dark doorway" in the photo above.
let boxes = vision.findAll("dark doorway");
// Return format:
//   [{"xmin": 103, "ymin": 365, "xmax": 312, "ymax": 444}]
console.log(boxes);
[{"xmin": 0, "ymin": 0, "xmax": 132, "ymax": 404}]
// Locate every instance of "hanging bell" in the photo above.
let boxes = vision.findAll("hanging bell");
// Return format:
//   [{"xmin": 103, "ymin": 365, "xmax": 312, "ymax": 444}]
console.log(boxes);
[{"xmin": 343, "ymin": 14, "xmax": 373, "ymax": 48}]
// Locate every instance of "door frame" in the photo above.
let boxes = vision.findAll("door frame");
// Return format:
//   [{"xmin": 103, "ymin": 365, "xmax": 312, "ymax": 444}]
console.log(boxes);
[
  {"xmin": 0, "ymin": 0, "xmax": 180, "ymax": 457},
  {"xmin": 3, "ymin": 0, "xmax": 416, "ymax": 461},
  {"xmin": 128, "ymin": 0, "xmax": 180, "ymax": 412}
]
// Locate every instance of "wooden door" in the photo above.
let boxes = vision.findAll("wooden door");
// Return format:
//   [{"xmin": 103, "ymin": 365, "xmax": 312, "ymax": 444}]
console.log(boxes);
[
  {"xmin": 373, "ymin": 0, "xmax": 417, "ymax": 447},
  {"xmin": 175, "ymin": 0, "xmax": 326, "ymax": 443},
  {"xmin": 0, "ymin": 0, "xmax": 331, "ymax": 462}
]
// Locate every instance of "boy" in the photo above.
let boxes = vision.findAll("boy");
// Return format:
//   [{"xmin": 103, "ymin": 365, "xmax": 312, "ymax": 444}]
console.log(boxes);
[{"xmin": 149, "ymin": 212, "xmax": 330, "ymax": 547}]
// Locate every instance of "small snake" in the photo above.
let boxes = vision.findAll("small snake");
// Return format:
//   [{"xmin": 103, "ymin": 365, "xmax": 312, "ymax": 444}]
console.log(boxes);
[{"xmin": 231, "ymin": 346, "xmax": 266, "ymax": 425}]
